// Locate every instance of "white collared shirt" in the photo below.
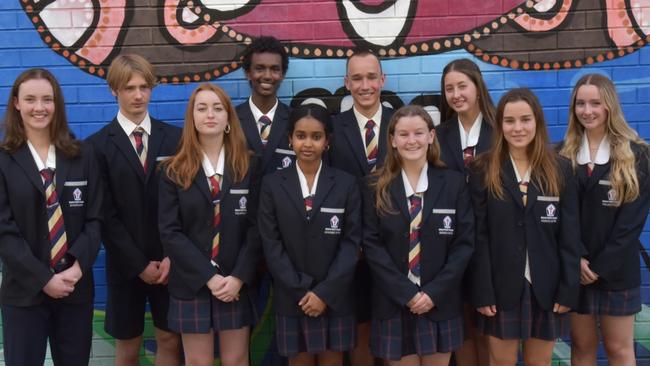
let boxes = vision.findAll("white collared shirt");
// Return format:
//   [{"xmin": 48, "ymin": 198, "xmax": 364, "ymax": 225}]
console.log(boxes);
[
  {"xmin": 116, "ymin": 111, "xmax": 151, "ymax": 153},
  {"xmin": 354, "ymin": 106, "xmax": 382, "ymax": 147},
  {"xmin": 27, "ymin": 141, "xmax": 56, "ymax": 183},
  {"xmin": 297, "ymin": 161, "xmax": 322, "ymax": 199},
  {"xmin": 457, "ymin": 113, "xmax": 483, "ymax": 150},
  {"xmin": 202, "ymin": 147, "xmax": 225, "ymax": 188},
  {"xmin": 249, "ymin": 97, "xmax": 279, "ymax": 134},
  {"xmin": 577, "ymin": 134, "xmax": 610, "ymax": 165},
  {"xmin": 509, "ymin": 154, "xmax": 532, "ymax": 284},
  {"xmin": 401, "ymin": 164, "xmax": 428, "ymax": 198}
]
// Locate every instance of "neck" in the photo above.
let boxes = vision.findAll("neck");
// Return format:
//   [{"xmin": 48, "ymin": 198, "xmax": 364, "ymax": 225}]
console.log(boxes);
[
  {"xmin": 458, "ymin": 108, "xmax": 480, "ymax": 132},
  {"xmin": 121, "ymin": 109, "xmax": 147, "ymax": 124},
  {"xmin": 298, "ymin": 159, "xmax": 320, "ymax": 176},
  {"xmin": 199, "ymin": 133, "xmax": 224, "ymax": 161},
  {"xmin": 251, "ymin": 94, "xmax": 277, "ymax": 114},
  {"xmin": 585, "ymin": 128, "xmax": 606, "ymax": 148},
  {"xmin": 25, "ymin": 128, "xmax": 51, "ymax": 149},
  {"xmin": 402, "ymin": 159, "xmax": 426, "ymax": 176},
  {"xmin": 509, "ymin": 146, "xmax": 528, "ymax": 161},
  {"xmin": 356, "ymin": 103, "xmax": 380, "ymax": 120}
]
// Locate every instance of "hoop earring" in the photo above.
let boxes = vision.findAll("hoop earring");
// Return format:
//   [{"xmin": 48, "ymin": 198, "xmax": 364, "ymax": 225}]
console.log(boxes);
[{"xmin": 224, "ymin": 124, "xmax": 231, "ymax": 134}]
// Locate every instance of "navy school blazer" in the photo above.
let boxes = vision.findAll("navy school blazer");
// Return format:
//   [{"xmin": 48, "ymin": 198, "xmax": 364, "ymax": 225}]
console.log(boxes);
[
  {"xmin": 435, "ymin": 116, "xmax": 493, "ymax": 174},
  {"xmin": 158, "ymin": 156, "xmax": 261, "ymax": 300},
  {"xmin": 329, "ymin": 106, "xmax": 394, "ymax": 178},
  {"xmin": 468, "ymin": 157, "xmax": 581, "ymax": 311},
  {"xmin": 86, "ymin": 118, "xmax": 181, "ymax": 284},
  {"xmin": 362, "ymin": 166, "xmax": 474, "ymax": 321},
  {"xmin": 236, "ymin": 101, "xmax": 295, "ymax": 175},
  {"xmin": 0, "ymin": 143, "xmax": 102, "ymax": 306},
  {"xmin": 573, "ymin": 142, "xmax": 650, "ymax": 290},
  {"xmin": 258, "ymin": 165, "xmax": 362, "ymax": 316}
]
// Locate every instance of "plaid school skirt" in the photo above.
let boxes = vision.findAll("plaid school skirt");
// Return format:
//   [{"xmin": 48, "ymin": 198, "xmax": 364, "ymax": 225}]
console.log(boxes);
[
  {"xmin": 168, "ymin": 291, "xmax": 256, "ymax": 333},
  {"xmin": 575, "ymin": 286, "xmax": 641, "ymax": 316},
  {"xmin": 275, "ymin": 313, "xmax": 356, "ymax": 357},
  {"xmin": 371, "ymin": 309, "xmax": 464, "ymax": 361},
  {"xmin": 477, "ymin": 283, "xmax": 568, "ymax": 341}
]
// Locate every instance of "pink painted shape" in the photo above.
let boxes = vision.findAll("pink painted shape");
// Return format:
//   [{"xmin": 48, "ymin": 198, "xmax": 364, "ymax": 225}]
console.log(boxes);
[
  {"xmin": 75, "ymin": 0, "xmax": 126, "ymax": 65},
  {"xmin": 606, "ymin": 0, "xmax": 641, "ymax": 47},
  {"xmin": 163, "ymin": 0, "xmax": 217, "ymax": 45},
  {"xmin": 514, "ymin": 0, "xmax": 572, "ymax": 32}
]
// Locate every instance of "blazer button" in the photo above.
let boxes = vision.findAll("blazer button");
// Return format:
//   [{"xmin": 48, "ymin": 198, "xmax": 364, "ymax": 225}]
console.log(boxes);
[{"xmin": 517, "ymin": 220, "xmax": 524, "ymax": 227}]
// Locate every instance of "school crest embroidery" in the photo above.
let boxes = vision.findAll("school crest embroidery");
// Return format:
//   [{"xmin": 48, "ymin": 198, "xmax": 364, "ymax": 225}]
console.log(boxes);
[
  {"xmin": 69, "ymin": 187, "xmax": 85, "ymax": 208},
  {"xmin": 438, "ymin": 215, "xmax": 454, "ymax": 235},
  {"xmin": 281, "ymin": 156, "xmax": 292, "ymax": 169},
  {"xmin": 546, "ymin": 204, "xmax": 556, "ymax": 217},
  {"xmin": 443, "ymin": 215, "xmax": 452, "ymax": 229},
  {"xmin": 325, "ymin": 215, "xmax": 342, "ymax": 235},
  {"xmin": 73, "ymin": 188, "xmax": 82, "ymax": 201},
  {"xmin": 235, "ymin": 195, "xmax": 247, "ymax": 215},
  {"xmin": 607, "ymin": 188, "xmax": 617, "ymax": 202},
  {"xmin": 541, "ymin": 203, "xmax": 558, "ymax": 223}
]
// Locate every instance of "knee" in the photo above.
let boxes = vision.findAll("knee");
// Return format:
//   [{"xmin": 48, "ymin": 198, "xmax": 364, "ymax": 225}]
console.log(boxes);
[
  {"xmin": 184, "ymin": 353, "xmax": 214, "ymax": 366},
  {"xmin": 219, "ymin": 348, "xmax": 249, "ymax": 366},
  {"xmin": 523, "ymin": 355, "xmax": 552, "ymax": 366},
  {"xmin": 604, "ymin": 339, "xmax": 634, "ymax": 360},
  {"xmin": 489, "ymin": 349, "xmax": 517, "ymax": 366},
  {"xmin": 156, "ymin": 331, "xmax": 181, "ymax": 353},
  {"xmin": 571, "ymin": 333, "xmax": 598, "ymax": 356}
]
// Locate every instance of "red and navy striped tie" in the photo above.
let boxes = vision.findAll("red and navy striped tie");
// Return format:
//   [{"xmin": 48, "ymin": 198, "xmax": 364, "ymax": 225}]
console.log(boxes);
[
  {"xmin": 41, "ymin": 168, "xmax": 68, "ymax": 269},
  {"xmin": 133, "ymin": 127, "xmax": 147, "ymax": 171},
  {"xmin": 209, "ymin": 173, "xmax": 222, "ymax": 260},
  {"xmin": 365, "ymin": 119, "xmax": 378, "ymax": 171},
  {"xmin": 408, "ymin": 193, "xmax": 422, "ymax": 284},
  {"xmin": 259, "ymin": 115, "xmax": 272, "ymax": 147},
  {"xmin": 463, "ymin": 146, "xmax": 475, "ymax": 167}
]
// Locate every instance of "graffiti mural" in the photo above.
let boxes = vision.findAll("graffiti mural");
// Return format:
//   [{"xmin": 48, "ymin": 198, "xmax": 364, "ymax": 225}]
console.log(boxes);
[{"xmin": 18, "ymin": 0, "xmax": 650, "ymax": 82}]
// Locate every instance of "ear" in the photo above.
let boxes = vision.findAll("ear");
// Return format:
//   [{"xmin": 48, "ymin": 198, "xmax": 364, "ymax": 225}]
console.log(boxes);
[
  {"xmin": 344, "ymin": 75, "xmax": 351, "ymax": 91},
  {"xmin": 428, "ymin": 128, "xmax": 436, "ymax": 145},
  {"xmin": 111, "ymin": 89, "xmax": 118, "ymax": 97},
  {"xmin": 13, "ymin": 96, "xmax": 20, "ymax": 111},
  {"xmin": 391, "ymin": 134, "xmax": 397, "ymax": 149},
  {"xmin": 379, "ymin": 73, "xmax": 386, "ymax": 88}
]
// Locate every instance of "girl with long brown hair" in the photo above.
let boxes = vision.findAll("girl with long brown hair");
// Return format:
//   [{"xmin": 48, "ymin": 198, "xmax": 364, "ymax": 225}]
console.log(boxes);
[
  {"xmin": 158, "ymin": 83, "xmax": 259, "ymax": 366},
  {"xmin": 468, "ymin": 88, "xmax": 580, "ymax": 365},
  {"xmin": 560, "ymin": 73, "xmax": 650, "ymax": 366},
  {"xmin": 363, "ymin": 105, "xmax": 474, "ymax": 365}
]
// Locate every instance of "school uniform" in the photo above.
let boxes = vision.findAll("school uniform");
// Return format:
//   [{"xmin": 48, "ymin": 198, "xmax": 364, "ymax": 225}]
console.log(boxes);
[
  {"xmin": 158, "ymin": 149, "xmax": 260, "ymax": 333},
  {"xmin": 86, "ymin": 113, "xmax": 181, "ymax": 338},
  {"xmin": 329, "ymin": 105, "xmax": 393, "ymax": 323},
  {"xmin": 258, "ymin": 163, "xmax": 362, "ymax": 356},
  {"xmin": 435, "ymin": 114, "xmax": 492, "ymax": 174},
  {"xmin": 0, "ymin": 141, "xmax": 102, "ymax": 365},
  {"xmin": 237, "ymin": 98, "xmax": 294, "ymax": 175},
  {"xmin": 468, "ymin": 156, "xmax": 581, "ymax": 340},
  {"xmin": 362, "ymin": 164, "xmax": 474, "ymax": 360},
  {"xmin": 571, "ymin": 136, "xmax": 650, "ymax": 315}
]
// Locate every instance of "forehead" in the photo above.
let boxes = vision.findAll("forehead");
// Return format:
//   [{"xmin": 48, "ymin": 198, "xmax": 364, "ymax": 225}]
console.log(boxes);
[
  {"xmin": 444, "ymin": 70, "xmax": 473, "ymax": 85},
  {"xmin": 576, "ymin": 84, "xmax": 601, "ymax": 99},
  {"xmin": 18, "ymin": 78, "xmax": 54, "ymax": 96},
  {"xmin": 250, "ymin": 52, "xmax": 283, "ymax": 67},
  {"xmin": 124, "ymin": 73, "xmax": 149, "ymax": 87},
  {"xmin": 394, "ymin": 115, "xmax": 428, "ymax": 130},
  {"xmin": 347, "ymin": 54, "xmax": 381, "ymax": 75},
  {"xmin": 503, "ymin": 100, "xmax": 534, "ymax": 116},
  {"xmin": 294, "ymin": 116, "xmax": 326, "ymax": 132},
  {"xmin": 195, "ymin": 90, "xmax": 222, "ymax": 104}
]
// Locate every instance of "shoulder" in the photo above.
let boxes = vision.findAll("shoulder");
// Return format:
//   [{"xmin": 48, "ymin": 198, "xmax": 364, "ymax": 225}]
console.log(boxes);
[
  {"xmin": 235, "ymin": 101, "xmax": 249, "ymax": 113},
  {"xmin": 332, "ymin": 109, "xmax": 354, "ymax": 124},
  {"xmin": 86, "ymin": 121, "xmax": 114, "ymax": 143},
  {"xmin": 326, "ymin": 166, "xmax": 357, "ymax": 187},
  {"xmin": 434, "ymin": 116, "xmax": 456, "ymax": 134},
  {"xmin": 152, "ymin": 118, "xmax": 181, "ymax": 134}
]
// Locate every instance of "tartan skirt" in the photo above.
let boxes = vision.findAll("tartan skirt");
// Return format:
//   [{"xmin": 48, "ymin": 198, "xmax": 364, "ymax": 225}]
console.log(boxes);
[
  {"xmin": 575, "ymin": 286, "xmax": 641, "ymax": 316},
  {"xmin": 168, "ymin": 292, "xmax": 255, "ymax": 333},
  {"xmin": 371, "ymin": 309, "xmax": 464, "ymax": 361},
  {"xmin": 275, "ymin": 313, "xmax": 356, "ymax": 357},
  {"xmin": 477, "ymin": 283, "xmax": 568, "ymax": 341}
]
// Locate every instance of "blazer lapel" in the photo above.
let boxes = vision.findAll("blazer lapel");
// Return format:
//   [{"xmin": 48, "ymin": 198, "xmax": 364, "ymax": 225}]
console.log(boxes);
[
  {"xmin": 239, "ymin": 105, "xmax": 264, "ymax": 154},
  {"xmin": 193, "ymin": 168, "xmax": 213, "ymax": 203},
  {"xmin": 145, "ymin": 120, "xmax": 165, "ymax": 180},
  {"xmin": 220, "ymin": 167, "xmax": 233, "ymax": 202},
  {"xmin": 341, "ymin": 111, "xmax": 369, "ymax": 174},
  {"xmin": 280, "ymin": 167, "xmax": 308, "ymax": 219},
  {"xmin": 376, "ymin": 106, "xmax": 391, "ymax": 167},
  {"xmin": 108, "ymin": 120, "xmax": 146, "ymax": 182},
  {"xmin": 311, "ymin": 165, "xmax": 335, "ymax": 216},
  {"xmin": 54, "ymin": 151, "xmax": 71, "ymax": 199},
  {"xmin": 389, "ymin": 176, "xmax": 410, "ymax": 221},
  {"xmin": 524, "ymin": 179, "xmax": 539, "ymax": 215},
  {"xmin": 12, "ymin": 144, "xmax": 45, "ymax": 196},
  {"xmin": 501, "ymin": 163, "xmax": 525, "ymax": 209},
  {"xmin": 421, "ymin": 166, "xmax": 444, "ymax": 224},
  {"xmin": 447, "ymin": 118, "xmax": 466, "ymax": 169},
  {"xmin": 586, "ymin": 162, "xmax": 610, "ymax": 191},
  {"xmin": 475, "ymin": 121, "xmax": 492, "ymax": 155},
  {"xmin": 263, "ymin": 103, "xmax": 289, "ymax": 167}
]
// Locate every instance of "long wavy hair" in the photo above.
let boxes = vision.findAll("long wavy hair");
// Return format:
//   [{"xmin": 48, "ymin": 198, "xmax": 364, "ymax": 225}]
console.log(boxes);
[
  {"xmin": 2, "ymin": 68, "xmax": 80, "ymax": 157},
  {"xmin": 481, "ymin": 88, "xmax": 562, "ymax": 199},
  {"xmin": 439, "ymin": 58, "xmax": 496, "ymax": 124},
  {"xmin": 559, "ymin": 73, "xmax": 646, "ymax": 204},
  {"xmin": 163, "ymin": 83, "xmax": 249, "ymax": 189},
  {"xmin": 373, "ymin": 105, "xmax": 444, "ymax": 215}
]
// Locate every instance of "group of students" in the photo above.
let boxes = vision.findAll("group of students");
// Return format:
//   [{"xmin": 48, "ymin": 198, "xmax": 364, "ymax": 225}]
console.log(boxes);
[{"xmin": 0, "ymin": 34, "xmax": 648, "ymax": 366}]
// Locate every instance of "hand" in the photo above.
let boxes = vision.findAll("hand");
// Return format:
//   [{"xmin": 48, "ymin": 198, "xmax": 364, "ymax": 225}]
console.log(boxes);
[
  {"xmin": 155, "ymin": 257, "xmax": 171, "ymax": 285},
  {"xmin": 138, "ymin": 261, "xmax": 161, "ymax": 284},
  {"xmin": 206, "ymin": 273, "xmax": 225, "ymax": 293},
  {"xmin": 477, "ymin": 305, "xmax": 497, "ymax": 317},
  {"xmin": 214, "ymin": 276, "xmax": 243, "ymax": 303},
  {"xmin": 553, "ymin": 303, "xmax": 571, "ymax": 314},
  {"xmin": 43, "ymin": 274, "xmax": 74, "ymax": 299},
  {"xmin": 406, "ymin": 292, "xmax": 423, "ymax": 308},
  {"xmin": 298, "ymin": 291, "xmax": 327, "ymax": 317},
  {"xmin": 409, "ymin": 292, "xmax": 434, "ymax": 315},
  {"xmin": 580, "ymin": 258, "xmax": 599, "ymax": 285},
  {"xmin": 59, "ymin": 260, "xmax": 82, "ymax": 286}
]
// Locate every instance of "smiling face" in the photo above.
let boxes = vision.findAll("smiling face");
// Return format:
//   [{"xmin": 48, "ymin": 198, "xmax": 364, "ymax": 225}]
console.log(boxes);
[
  {"xmin": 443, "ymin": 70, "xmax": 480, "ymax": 119},
  {"xmin": 289, "ymin": 116, "xmax": 328, "ymax": 164},
  {"xmin": 112, "ymin": 73, "xmax": 151, "ymax": 123},
  {"xmin": 391, "ymin": 115, "xmax": 435, "ymax": 166},
  {"xmin": 502, "ymin": 100, "xmax": 536, "ymax": 153},
  {"xmin": 13, "ymin": 78, "xmax": 55, "ymax": 135},
  {"xmin": 193, "ymin": 90, "xmax": 229, "ymax": 138},
  {"xmin": 574, "ymin": 84, "xmax": 608, "ymax": 135},
  {"xmin": 246, "ymin": 52, "xmax": 285, "ymax": 100},
  {"xmin": 345, "ymin": 53, "xmax": 385, "ymax": 116}
]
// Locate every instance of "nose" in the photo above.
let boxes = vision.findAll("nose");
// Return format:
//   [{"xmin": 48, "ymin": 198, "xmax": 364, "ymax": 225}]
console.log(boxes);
[
  {"xmin": 360, "ymin": 77, "xmax": 370, "ymax": 90},
  {"xmin": 452, "ymin": 88, "xmax": 461, "ymax": 99}
]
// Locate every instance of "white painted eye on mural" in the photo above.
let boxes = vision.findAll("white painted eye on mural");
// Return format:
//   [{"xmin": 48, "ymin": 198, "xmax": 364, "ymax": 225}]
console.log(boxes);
[
  {"xmin": 339, "ymin": 0, "xmax": 414, "ymax": 47},
  {"xmin": 199, "ymin": 0, "xmax": 253, "ymax": 12},
  {"xmin": 40, "ymin": 0, "xmax": 94, "ymax": 47}
]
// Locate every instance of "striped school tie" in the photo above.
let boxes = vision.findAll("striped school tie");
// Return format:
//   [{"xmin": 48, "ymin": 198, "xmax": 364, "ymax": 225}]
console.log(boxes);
[
  {"xmin": 408, "ymin": 193, "xmax": 423, "ymax": 284},
  {"xmin": 305, "ymin": 194, "xmax": 314, "ymax": 219},
  {"xmin": 132, "ymin": 127, "xmax": 147, "ymax": 171},
  {"xmin": 364, "ymin": 119, "xmax": 378, "ymax": 171},
  {"xmin": 259, "ymin": 115, "xmax": 272, "ymax": 147},
  {"xmin": 586, "ymin": 163, "xmax": 594, "ymax": 177},
  {"xmin": 209, "ymin": 173, "xmax": 222, "ymax": 260},
  {"xmin": 519, "ymin": 181, "xmax": 528, "ymax": 206},
  {"xmin": 41, "ymin": 168, "xmax": 68, "ymax": 269},
  {"xmin": 463, "ymin": 146, "xmax": 475, "ymax": 167}
]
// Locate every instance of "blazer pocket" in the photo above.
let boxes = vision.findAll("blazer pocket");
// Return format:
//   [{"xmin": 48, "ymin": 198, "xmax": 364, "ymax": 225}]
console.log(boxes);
[
  {"xmin": 63, "ymin": 181, "xmax": 88, "ymax": 209},
  {"xmin": 321, "ymin": 208, "xmax": 345, "ymax": 235},
  {"xmin": 274, "ymin": 149, "xmax": 295, "ymax": 170},
  {"xmin": 536, "ymin": 196, "xmax": 560, "ymax": 224},
  {"xmin": 230, "ymin": 189, "xmax": 249, "ymax": 216},
  {"xmin": 598, "ymin": 180, "xmax": 619, "ymax": 207},
  {"xmin": 432, "ymin": 208, "xmax": 456, "ymax": 236}
]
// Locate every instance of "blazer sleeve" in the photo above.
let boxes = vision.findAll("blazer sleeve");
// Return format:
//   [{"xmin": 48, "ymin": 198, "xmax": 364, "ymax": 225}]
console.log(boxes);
[
  {"xmin": 362, "ymin": 179, "xmax": 420, "ymax": 306},
  {"xmin": 230, "ymin": 155, "xmax": 262, "ymax": 285},
  {"xmin": 312, "ymin": 180, "xmax": 362, "ymax": 310},
  {"xmin": 467, "ymin": 168, "xmax": 497, "ymax": 308},
  {"xmin": 93, "ymin": 142, "xmax": 149, "ymax": 279},
  {"xmin": 554, "ymin": 162, "xmax": 581, "ymax": 308},
  {"xmin": 66, "ymin": 144, "xmax": 103, "ymax": 273},
  {"xmin": 158, "ymin": 171, "xmax": 217, "ymax": 294},
  {"xmin": 258, "ymin": 176, "xmax": 314, "ymax": 301},
  {"xmin": 0, "ymin": 162, "xmax": 53, "ymax": 294},
  {"xmin": 589, "ymin": 152, "xmax": 650, "ymax": 281},
  {"xmin": 421, "ymin": 178, "xmax": 475, "ymax": 306}
]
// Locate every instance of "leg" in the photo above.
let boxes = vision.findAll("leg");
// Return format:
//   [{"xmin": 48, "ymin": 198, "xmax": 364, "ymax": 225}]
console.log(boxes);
[
  {"xmin": 521, "ymin": 338, "xmax": 555, "ymax": 366},
  {"xmin": 49, "ymin": 301, "xmax": 93, "ymax": 366},
  {"xmin": 106, "ymin": 282, "xmax": 146, "ymax": 366},
  {"xmin": 1, "ymin": 304, "xmax": 49, "ymax": 366},
  {"xmin": 600, "ymin": 315, "xmax": 636, "ymax": 366},
  {"xmin": 289, "ymin": 352, "xmax": 316, "ymax": 366},
  {"xmin": 154, "ymin": 327, "xmax": 181, "ymax": 366},
  {"xmin": 317, "ymin": 350, "xmax": 343, "ymax": 366},
  {"xmin": 115, "ymin": 336, "xmax": 143, "ymax": 366},
  {"xmin": 218, "ymin": 327, "xmax": 251, "ymax": 366},
  {"xmin": 182, "ymin": 333, "xmax": 215, "ymax": 366},
  {"xmin": 421, "ymin": 352, "xmax": 452, "ymax": 366},
  {"xmin": 485, "ymin": 335, "xmax": 519, "ymax": 366},
  {"xmin": 569, "ymin": 313, "xmax": 599, "ymax": 366},
  {"xmin": 454, "ymin": 304, "xmax": 480, "ymax": 366},
  {"xmin": 387, "ymin": 354, "xmax": 420, "ymax": 366},
  {"xmin": 351, "ymin": 321, "xmax": 375, "ymax": 366}
]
